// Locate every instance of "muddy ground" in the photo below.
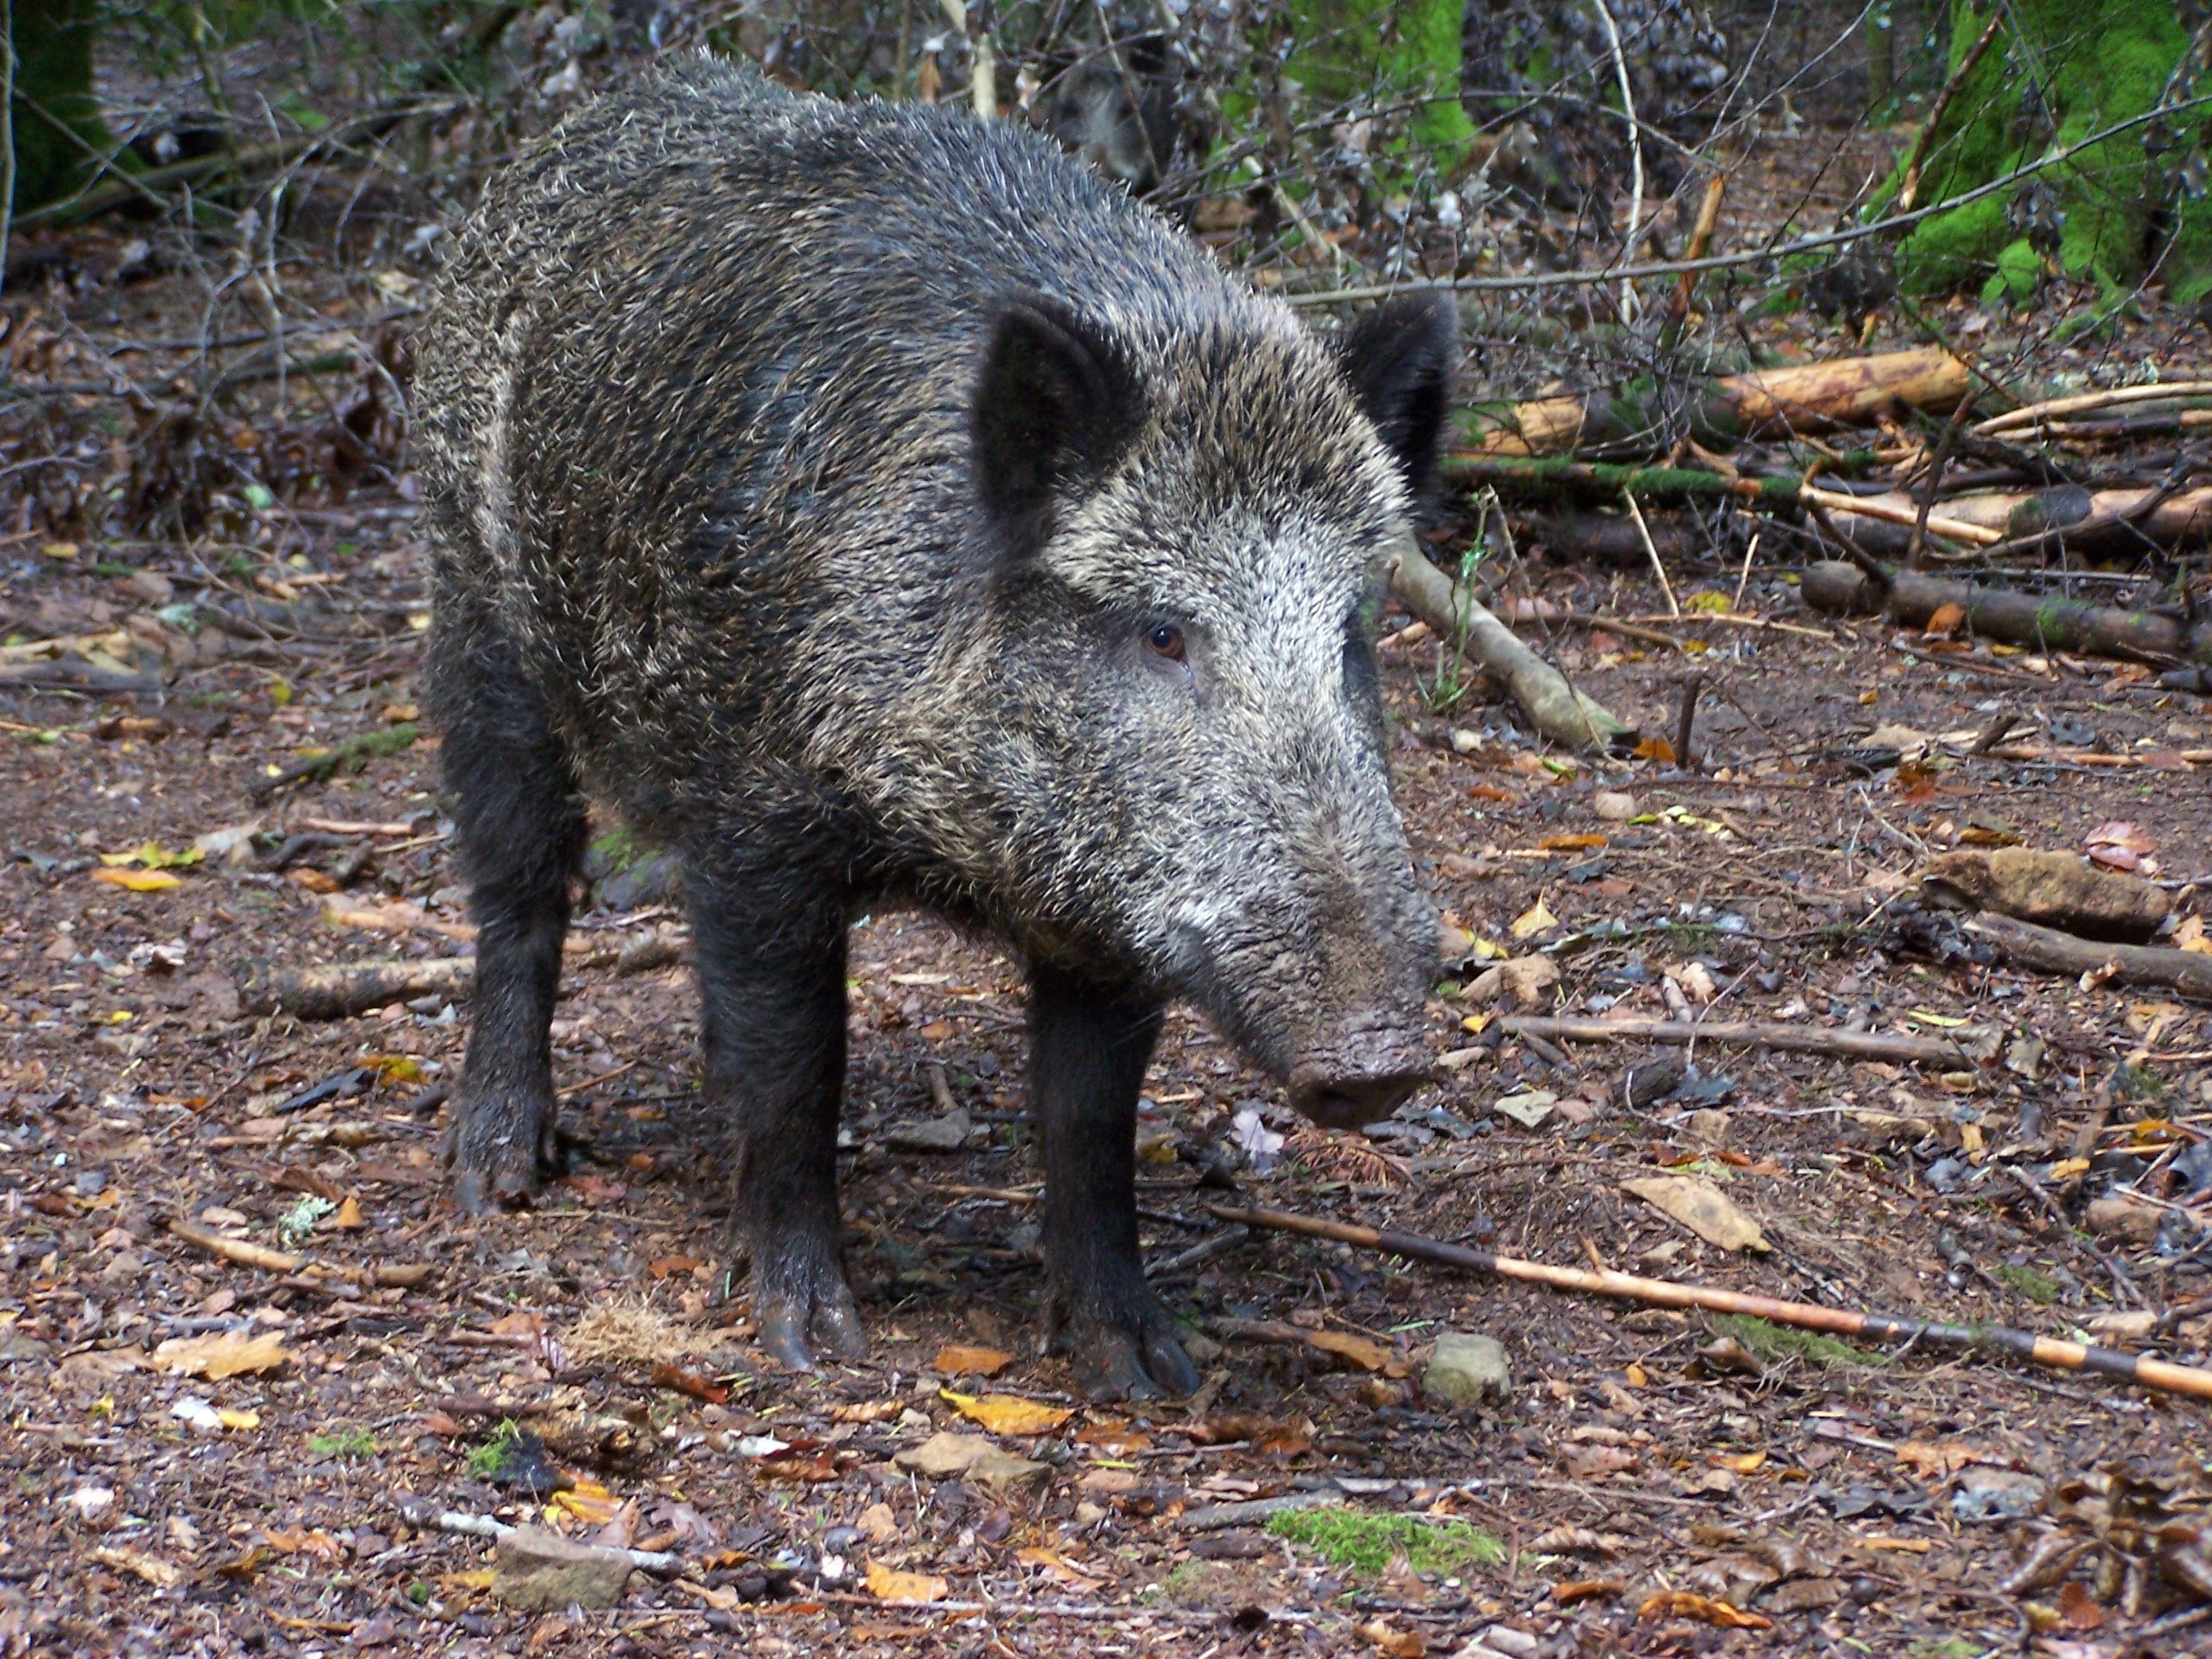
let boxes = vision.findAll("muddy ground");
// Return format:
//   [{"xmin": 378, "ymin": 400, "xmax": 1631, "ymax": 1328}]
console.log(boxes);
[{"xmin": 4, "ymin": 119, "xmax": 2212, "ymax": 1659}]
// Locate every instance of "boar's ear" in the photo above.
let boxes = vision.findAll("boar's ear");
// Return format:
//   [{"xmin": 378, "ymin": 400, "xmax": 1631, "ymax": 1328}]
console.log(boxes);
[
  {"xmin": 971, "ymin": 291, "xmax": 1147, "ymax": 559},
  {"xmin": 1334, "ymin": 290, "xmax": 1458, "ymax": 498}
]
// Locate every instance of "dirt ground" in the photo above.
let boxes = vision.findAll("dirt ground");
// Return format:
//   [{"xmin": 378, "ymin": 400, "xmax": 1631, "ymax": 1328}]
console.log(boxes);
[{"xmin": 5, "ymin": 114, "xmax": 2212, "ymax": 1659}]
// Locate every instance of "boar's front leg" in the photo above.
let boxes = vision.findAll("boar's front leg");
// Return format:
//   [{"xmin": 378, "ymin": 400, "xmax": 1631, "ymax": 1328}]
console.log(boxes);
[
  {"xmin": 1030, "ymin": 969, "xmax": 1203, "ymax": 1401},
  {"xmin": 689, "ymin": 876, "xmax": 866, "ymax": 1370},
  {"xmin": 433, "ymin": 612, "xmax": 586, "ymax": 1212}
]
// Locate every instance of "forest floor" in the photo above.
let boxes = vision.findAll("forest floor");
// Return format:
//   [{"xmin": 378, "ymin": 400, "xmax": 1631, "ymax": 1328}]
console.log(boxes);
[{"xmin": 3, "ymin": 112, "xmax": 2212, "ymax": 1659}]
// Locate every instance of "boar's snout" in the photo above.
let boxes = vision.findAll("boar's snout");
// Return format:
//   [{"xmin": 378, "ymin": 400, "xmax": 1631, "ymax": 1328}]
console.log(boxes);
[{"xmin": 1287, "ymin": 1020, "xmax": 1431, "ymax": 1130}]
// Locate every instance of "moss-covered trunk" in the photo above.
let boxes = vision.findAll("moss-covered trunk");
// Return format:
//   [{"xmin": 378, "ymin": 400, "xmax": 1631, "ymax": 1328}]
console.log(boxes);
[
  {"xmin": 1892, "ymin": 0, "xmax": 2211, "ymax": 304},
  {"xmin": 9, "ymin": 0, "xmax": 113, "ymax": 213}
]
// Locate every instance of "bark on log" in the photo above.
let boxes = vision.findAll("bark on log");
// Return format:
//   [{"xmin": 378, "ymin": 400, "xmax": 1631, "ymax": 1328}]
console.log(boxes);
[
  {"xmin": 1462, "ymin": 348, "xmax": 1969, "ymax": 457},
  {"xmin": 1445, "ymin": 456, "xmax": 1806, "ymax": 504},
  {"xmin": 1963, "ymin": 914, "xmax": 2212, "ymax": 1002},
  {"xmin": 1808, "ymin": 483, "xmax": 2212, "ymax": 558},
  {"xmin": 237, "ymin": 931, "xmax": 688, "ymax": 1019},
  {"xmin": 1496, "ymin": 1013, "xmax": 1983, "ymax": 1067},
  {"xmin": 1388, "ymin": 543, "xmax": 1635, "ymax": 751},
  {"xmin": 1801, "ymin": 561, "xmax": 2212, "ymax": 665}
]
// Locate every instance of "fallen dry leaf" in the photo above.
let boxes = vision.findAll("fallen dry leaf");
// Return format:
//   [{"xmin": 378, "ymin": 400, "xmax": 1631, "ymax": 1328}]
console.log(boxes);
[
  {"xmin": 1895, "ymin": 1441, "xmax": 1978, "ymax": 1480},
  {"xmin": 1016, "ymin": 1546, "xmax": 1103, "ymax": 1590},
  {"xmin": 2083, "ymin": 819, "xmax": 2155, "ymax": 873},
  {"xmin": 1923, "ymin": 601, "xmax": 1966, "ymax": 639},
  {"xmin": 151, "ymin": 1330, "xmax": 290, "ymax": 1380},
  {"xmin": 1303, "ymin": 1328, "xmax": 1392, "ymax": 1370},
  {"xmin": 932, "ymin": 1343, "xmax": 1012, "ymax": 1376},
  {"xmin": 94, "ymin": 1546, "xmax": 185, "ymax": 1589},
  {"xmin": 866, "ymin": 1560, "xmax": 949, "ymax": 1604},
  {"xmin": 549, "ymin": 1481, "xmax": 622, "ymax": 1527},
  {"xmin": 1638, "ymin": 1590, "xmax": 1771, "ymax": 1628},
  {"xmin": 1510, "ymin": 898, "xmax": 1559, "ymax": 939},
  {"xmin": 1620, "ymin": 1176, "xmax": 1769, "ymax": 1253},
  {"xmin": 830, "ymin": 1399, "xmax": 906, "ymax": 1425},
  {"xmin": 1355, "ymin": 1618, "xmax": 1425, "ymax": 1656},
  {"xmin": 939, "ymin": 1389, "xmax": 1073, "ymax": 1436}
]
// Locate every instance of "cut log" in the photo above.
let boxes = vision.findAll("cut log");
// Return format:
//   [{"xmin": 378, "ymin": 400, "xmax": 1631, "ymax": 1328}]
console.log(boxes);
[
  {"xmin": 1963, "ymin": 914, "xmax": 2212, "ymax": 1002},
  {"xmin": 1800, "ymin": 561, "xmax": 2212, "ymax": 666},
  {"xmin": 1388, "ymin": 543, "xmax": 1634, "ymax": 752},
  {"xmin": 1462, "ymin": 348, "xmax": 1970, "ymax": 457}
]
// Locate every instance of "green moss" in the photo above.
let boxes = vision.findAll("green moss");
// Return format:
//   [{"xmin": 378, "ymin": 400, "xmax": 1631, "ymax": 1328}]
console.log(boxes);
[
  {"xmin": 309, "ymin": 1428, "xmax": 380, "ymax": 1459},
  {"xmin": 589, "ymin": 824, "xmax": 648, "ymax": 872},
  {"xmin": 1892, "ymin": 0, "xmax": 2204, "ymax": 298},
  {"xmin": 1980, "ymin": 238, "xmax": 2044, "ymax": 306},
  {"xmin": 1711, "ymin": 1314, "xmax": 1879, "ymax": 1369},
  {"xmin": 1993, "ymin": 1265, "xmax": 2059, "ymax": 1304},
  {"xmin": 468, "ymin": 1419, "xmax": 523, "ymax": 1478},
  {"xmin": 1267, "ymin": 1509, "xmax": 1504, "ymax": 1577}
]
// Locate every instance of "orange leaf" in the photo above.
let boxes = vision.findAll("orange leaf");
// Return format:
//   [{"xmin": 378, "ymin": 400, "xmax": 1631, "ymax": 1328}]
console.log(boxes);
[
  {"xmin": 932, "ymin": 1344, "xmax": 1012, "ymax": 1377},
  {"xmin": 1553, "ymin": 1580, "xmax": 1626, "ymax": 1606},
  {"xmin": 1355, "ymin": 1619, "xmax": 1425, "ymax": 1656},
  {"xmin": 1894, "ymin": 1440, "xmax": 1978, "ymax": 1480},
  {"xmin": 1468, "ymin": 783, "xmax": 1518, "ymax": 803},
  {"xmin": 830, "ymin": 1399, "xmax": 906, "ymax": 1424},
  {"xmin": 647, "ymin": 1255, "xmax": 703, "ymax": 1280},
  {"xmin": 1633, "ymin": 737, "xmax": 1675, "ymax": 763},
  {"xmin": 650, "ymin": 1363, "xmax": 728, "ymax": 1405},
  {"xmin": 1638, "ymin": 1591, "xmax": 1771, "ymax": 1629},
  {"xmin": 939, "ymin": 1389, "xmax": 1073, "ymax": 1435},
  {"xmin": 1538, "ymin": 833, "xmax": 1607, "ymax": 852},
  {"xmin": 1304, "ymin": 1329, "xmax": 1392, "ymax": 1371},
  {"xmin": 1923, "ymin": 602, "xmax": 1966, "ymax": 639},
  {"xmin": 1709, "ymin": 1450, "xmax": 1766, "ymax": 1474},
  {"xmin": 866, "ymin": 1560, "xmax": 948, "ymax": 1604},
  {"xmin": 326, "ymin": 1195, "xmax": 365, "ymax": 1231}
]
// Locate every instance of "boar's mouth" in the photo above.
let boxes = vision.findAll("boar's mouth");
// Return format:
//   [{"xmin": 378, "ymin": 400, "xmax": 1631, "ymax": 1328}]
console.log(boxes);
[{"xmin": 1285, "ymin": 1018, "xmax": 1432, "ymax": 1130}]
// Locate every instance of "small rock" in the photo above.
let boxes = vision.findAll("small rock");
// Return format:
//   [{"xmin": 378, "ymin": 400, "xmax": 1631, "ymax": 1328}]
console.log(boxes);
[
  {"xmin": 1591, "ymin": 790, "xmax": 1638, "ymax": 822},
  {"xmin": 1951, "ymin": 1467, "xmax": 2045, "ymax": 1524},
  {"xmin": 1424, "ymin": 1331, "xmax": 1510, "ymax": 1407},
  {"xmin": 1922, "ymin": 848, "xmax": 2168, "ymax": 943},
  {"xmin": 1471, "ymin": 1629, "xmax": 1539, "ymax": 1657},
  {"xmin": 171, "ymin": 1396, "xmax": 222, "ymax": 1436},
  {"xmin": 967, "ymin": 1446, "xmax": 1053, "ymax": 1498},
  {"xmin": 2086, "ymin": 1193, "xmax": 2161, "ymax": 1247},
  {"xmin": 884, "ymin": 1109, "xmax": 975, "ymax": 1152},
  {"xmin": 1190, "ymin": 1529, "xmax": 1268, "ymax": 1560},
  {"xmin": 492, "ymin": 1525, "xmax": 635, "ymax": 1609},
  {"xmin": 1684, "ymin": 1109, "xmax": 1732, "ymax": 1147}
]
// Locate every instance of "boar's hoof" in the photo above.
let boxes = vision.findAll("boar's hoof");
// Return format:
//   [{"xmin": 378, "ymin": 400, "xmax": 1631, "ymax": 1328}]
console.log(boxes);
[
  {"xmin": 755, "ymin": 1262, "xmax": 869, "ymax": 1372},
  {"xmin": 446, "ymin": 1100, "xmax": 559, "ymax": 1212},
  {"xmin": 1067, "ymin": 1306, "xmax": 1202, "ymax": 1402}
]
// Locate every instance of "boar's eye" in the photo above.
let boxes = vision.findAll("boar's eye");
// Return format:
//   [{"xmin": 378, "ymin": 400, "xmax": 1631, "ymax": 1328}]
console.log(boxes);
[{"xmin": 1144, "ymin": 622, "xmax": 1188, "ymax": 663}]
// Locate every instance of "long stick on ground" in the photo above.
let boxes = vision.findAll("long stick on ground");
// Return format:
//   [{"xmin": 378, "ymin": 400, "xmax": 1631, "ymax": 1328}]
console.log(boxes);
[
  {"xmin": 1209, "ymin": 1202, "xmax": 2212, "ymax": 1402},
  {"xmin": 1389, "ymin": 542, "xmax": 1633, "ymax": 752},
  {"xmin": 1496, "ymin": 1013, "xmax": 1982, "ymax": 1068}
]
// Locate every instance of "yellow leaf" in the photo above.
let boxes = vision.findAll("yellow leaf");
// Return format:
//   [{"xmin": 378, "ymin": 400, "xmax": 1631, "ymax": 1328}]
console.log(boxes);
[
  {"xmin": 216, "ymin": 1408, "xmax": 261, "ymax": 1431},
  {"xmin": 1510, "ymin": 900, "xmax": 1558, "ymax": 940},
  {"xmin": 1459, "ymin": 1012, "xmax": 1492, "ymax": 1035},
  {"xmin": 932, "ymin": 1344, "xmax": 1012, "ymax": 1377},
  {"xmin": 866, "ymin": 1560, "xmax": 949, "ymax": 1604},
  {"xmin": 94, "ymin": 1546, "xmax": 185, "ymax": 1589},
  {"xmin": 1710, "ymin": 1450, "xmax": 1766, "ymax": 1474},
  {"xmin": 550, "ymin": 1481, "xmax": 621, "ymax": 1527},
  {"xmin": 92, "ymin": 867, "xmax": 180, "ymax": 892},
  {"xmin": 1904, "ymin": 1009, "xmax": 1968, "ymax": 1028},
  {"xmin": 368, "ymin": 1054, "xmax": 422, "ymax": 1083},
  {"xmin": 99, "ymin": 842, "xmax": 204, "ymax": 870},
  {"xmin": 151, "ymin": 1330, "xmax": 291, "ymax": 1380},
  {"xmin": 445, "ymin": 1568, "xmax": 496, "ymax": 1593},
  {"xmin": 1684, "ymin": 591, "xmax": 1732, "ymax": 614},
  {"xmin": 1016, "ymin": 1546, "xmax": 1103, "ymax": 1589},
  {"xmin": 939, "ymin": 1389, "xmax": 1073, "ymax": 1435},
  {"xmin": 1624, "ymin": 1363, "xmax": 1648, "ymax": 1388},
  {"xmin": 2048, "ymin": 1158, "xmax": 2090, "ymax": 1180},
  {"xmin": 1470, "ymin": 938, "xmax": 1510, "ymax": 961}
]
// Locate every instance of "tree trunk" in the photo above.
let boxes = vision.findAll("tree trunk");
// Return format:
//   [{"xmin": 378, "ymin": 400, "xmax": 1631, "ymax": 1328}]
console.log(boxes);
[
  {"xmin": 1891, "ymin": 0, "xmax": 2210, "ymax": 304},
  {"xmin": 8, "ymin": 0, "xmax": 111, "ymax": 214}
]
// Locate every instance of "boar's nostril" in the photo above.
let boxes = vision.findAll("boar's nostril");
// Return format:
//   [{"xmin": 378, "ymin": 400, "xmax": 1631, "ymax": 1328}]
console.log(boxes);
[{"xmin": 1290, "ymin": 1064, "xmax": 1430, "ymax": 1132}]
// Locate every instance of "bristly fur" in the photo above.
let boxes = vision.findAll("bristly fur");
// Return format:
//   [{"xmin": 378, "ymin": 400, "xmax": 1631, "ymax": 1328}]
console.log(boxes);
[{"xmin": 413, "ymin": 53, "xmax": 1451, "ymax": 1399}]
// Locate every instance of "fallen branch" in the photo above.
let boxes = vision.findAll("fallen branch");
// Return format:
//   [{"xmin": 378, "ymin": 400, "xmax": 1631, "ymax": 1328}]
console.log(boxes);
[
  {"xmin": 1444, "ymin": 457, "xmax": 1804, "ymax": 504},
  {"xmin": 1389, "ymin": 542, "xmax": 1634, "ymax": 752},
  {"xmin": 236, "ymin": 930, "xmax": 688, "ymax": 1019},
  {"xmin": 250, "ymin": 724, "xmax": 419, "ymax": 802},
  {"xmin": 1801, "ymin": 560, "xmax": 2212, "ymax": 665},
  {"xmin": 388, "ymin": 1495, "xmax": 681, "ymax": 1575},
  {"xmin": 1975, "ymin": 380, "xmax": 2212, "ymax": 438},
  {"xmin": 1462, "ymin": 348, "xmax": 1969, "ymax": 457},
  {"xmin": 1963, "ymin": 914, "xmax": 2212, "ymax": 1002},
  {"xmin": 167, "ymin": 1218, "xmax": 432, "ymax": 1286},
  {"xmin": 1211, "ymin": 1203, "xmax": 2212, "ymax": 1402},
  {"xmin": 1494, "ymin": 1013, "xmax": 1983, "ymax": 1068}
]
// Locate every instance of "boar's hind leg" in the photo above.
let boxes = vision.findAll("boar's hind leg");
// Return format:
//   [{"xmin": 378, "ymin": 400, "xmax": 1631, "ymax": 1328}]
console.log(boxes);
[
  {"xmin": 1031, "ymin": 969, "xmax": 1203, "ymax": 1401},
  {"xmin": 690, "ymin": 881, "xmax": 866, "ymax": 1370},
  {"xmin": 432, "ymin": 617, "xmax": 586, "ymax": 1212}
]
